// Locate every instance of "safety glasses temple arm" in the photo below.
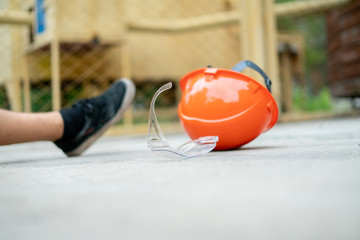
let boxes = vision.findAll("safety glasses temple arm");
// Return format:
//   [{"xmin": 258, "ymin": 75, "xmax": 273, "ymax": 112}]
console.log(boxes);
[{"xmin": 147, "ymin": 82, "xmax": 173, "ymax": 147}]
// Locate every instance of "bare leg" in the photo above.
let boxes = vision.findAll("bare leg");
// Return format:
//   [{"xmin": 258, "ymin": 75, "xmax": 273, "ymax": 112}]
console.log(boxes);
[
  {"xmin": 0, "ymin": 79, "xmax": 135, "ymax": 156},
  {"xmin": 0, "ymin": 109, "xmax": 63, "ymax": 145}
]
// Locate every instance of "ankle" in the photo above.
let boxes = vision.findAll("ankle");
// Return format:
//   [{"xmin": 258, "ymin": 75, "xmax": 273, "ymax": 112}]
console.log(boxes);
[
  {"xmin": 57, "ymin": 106, "xmax": 85, "ymax": 142},
  {"xmin": 50, "ymin": 111, "xmax": 65, "ymax": 142}
]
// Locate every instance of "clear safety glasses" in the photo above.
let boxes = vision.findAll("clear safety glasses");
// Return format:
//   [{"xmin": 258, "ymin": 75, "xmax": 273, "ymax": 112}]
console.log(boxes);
[{"xmin": 147, "ymin": 82, "xmax": 218, "ymax": 158}]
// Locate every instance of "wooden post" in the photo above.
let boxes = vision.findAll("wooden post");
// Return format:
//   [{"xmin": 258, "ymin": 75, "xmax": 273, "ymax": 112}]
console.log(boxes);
[
  {"xmin": 280, "ymin": 50, "xmax": 293, "ymax": 112},
  {"xmin": 7, "ymin": 25, "xmax": 22, "ymax": 112},
  {"xmin": 263, "ymin": 0, "xmax": 282, "ymax": 110},
  {"xmin": 120, "ymin": 39, "xmax": 132, "ymax": 79},
  {"xmin": 293, "ymin": 34, "xmax": 306, "ymax": 110},
  {"xmin": 247, "ymin": 0, "xmax": 266, "ymax": 68},
  {"xmin": 7, "ymin": 1, "xmax": 22, "ymax": 112},
  {"xmin": 22, "ymin": 54, "xmax": 31, "ymax": 112},
  {"xmin": 51, "ymin": 0, "xmax": 61, "ymax": 111},
  {"xmin": 239, "ymin": 0, "xmax": 266, "ymax": 79},
  {"xmin": 238, "ymin": 0, "xmax": 249, "ymax": 61},
  {"xmin": 51, "ymin": 39, "xmax": 61, "ymax": 110},
  {"xmin": 120, "ymin": 37, "xmax": 134, "ymax": 127},
  {"xmin": 120, "ymin": 0, "xmax": 133, "ymax": 128}
]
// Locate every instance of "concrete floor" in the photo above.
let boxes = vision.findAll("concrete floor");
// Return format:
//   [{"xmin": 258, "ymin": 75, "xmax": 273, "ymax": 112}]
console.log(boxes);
[{"xmin": 0, "ymin": 116, "xmax": 359, "ymax": 240}]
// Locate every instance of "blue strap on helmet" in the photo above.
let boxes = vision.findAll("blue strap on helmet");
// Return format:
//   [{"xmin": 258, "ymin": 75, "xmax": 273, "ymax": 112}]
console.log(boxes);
[{"xmin": 232, "ymin": 60, "xmax": 272, "ymax": 93}]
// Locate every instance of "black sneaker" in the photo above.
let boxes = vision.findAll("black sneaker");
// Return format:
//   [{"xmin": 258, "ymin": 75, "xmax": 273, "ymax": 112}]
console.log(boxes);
[{"xmin": 55, "ymin": 78, "xmax": 136, "ymax": 157}]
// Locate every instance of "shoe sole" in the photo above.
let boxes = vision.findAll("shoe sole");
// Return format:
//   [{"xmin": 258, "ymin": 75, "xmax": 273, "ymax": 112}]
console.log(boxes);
[{"xmin": 66, "ymin": 78, "xmax": 136, "ymax": 157}]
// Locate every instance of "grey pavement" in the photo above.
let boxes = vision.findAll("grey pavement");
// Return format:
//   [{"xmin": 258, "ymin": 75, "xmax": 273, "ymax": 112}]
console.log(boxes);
[{"xmin": 0, "ymin": 116, "xmax": 360, "ymax": 240}]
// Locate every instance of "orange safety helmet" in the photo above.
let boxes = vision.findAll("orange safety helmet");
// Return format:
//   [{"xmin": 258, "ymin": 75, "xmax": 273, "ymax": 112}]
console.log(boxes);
[{"xmin": 177, "ymin": 60, "xmax": 279, "ymax": 150}]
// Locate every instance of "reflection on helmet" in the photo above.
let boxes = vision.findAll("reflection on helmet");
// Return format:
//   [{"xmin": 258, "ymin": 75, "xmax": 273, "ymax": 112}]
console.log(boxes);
[{"xmin": 178, "ymin": 61, "xmax": 279, "ymax": 150}]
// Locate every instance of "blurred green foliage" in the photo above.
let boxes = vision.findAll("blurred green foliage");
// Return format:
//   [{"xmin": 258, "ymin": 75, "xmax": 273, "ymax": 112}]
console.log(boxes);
[
  {"xmin": 63, "ymin": 84, "xmax": 83, "ymax": 108},
  {"xmin": 276, "ymin": 0, "xmax": 327, "ymax": 72},
  {"xmin": 276, "ymin": 0, "xmax": 331, "ymax": 111},
  {"xmin": 31, "ymin": 86, "xmax": 52, "ymax": 112},
  {"xmin": 0, "ymin": 87, "xmax": 10, "ymax": 109},
  {"xmin": 293, "ymin": 86, "xmax": 333, "ymax": 112}
]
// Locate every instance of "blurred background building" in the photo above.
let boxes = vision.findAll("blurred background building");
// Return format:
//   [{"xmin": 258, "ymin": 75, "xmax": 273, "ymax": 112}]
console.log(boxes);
[{"xmin": 0, "ymin": 0, "xmax": 359, "ymax": 131}]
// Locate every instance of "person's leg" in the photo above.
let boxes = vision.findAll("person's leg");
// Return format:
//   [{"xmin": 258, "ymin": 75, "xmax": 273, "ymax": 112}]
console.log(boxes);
[
  {"xmin": 0, "ymin": 110, "xmax": 63, "ymax": 145},
  {"xmin": 0, "ymin": 78, "xmax": 135, "ymax": 157}
]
